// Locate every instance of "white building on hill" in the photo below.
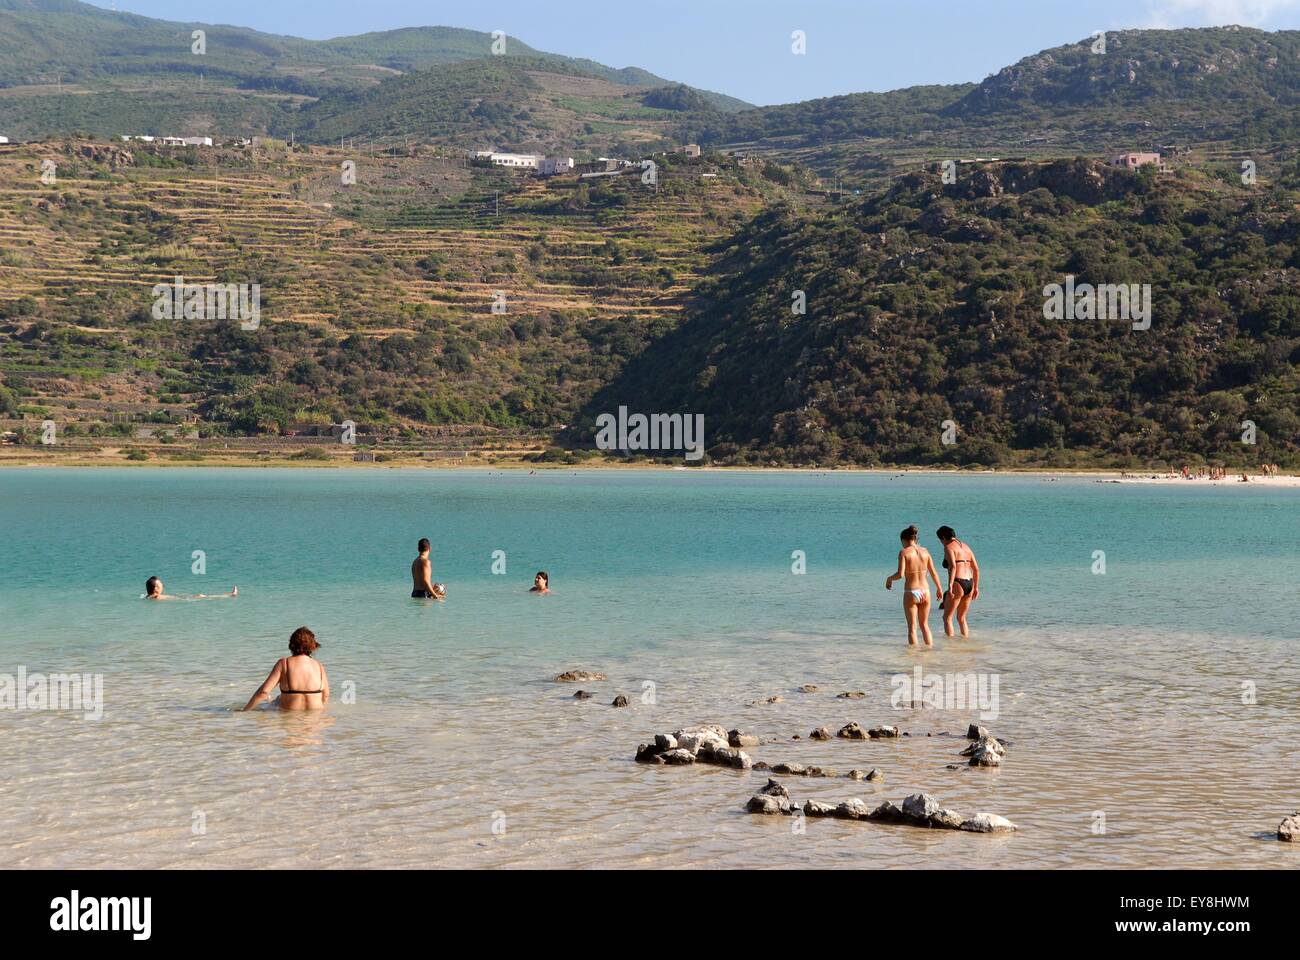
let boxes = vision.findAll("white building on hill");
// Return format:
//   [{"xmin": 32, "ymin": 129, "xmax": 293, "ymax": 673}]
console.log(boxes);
[
  {"xmin": 537, "ymin": 156, "xmax": 574, "ymax": 176},
  {"xmin": 475, "ymin": 151, "xmax": 540, "ymax": 169},
  {"xmin": 0, "ymin": 136, "xmax": 9, "ymax": 144}
]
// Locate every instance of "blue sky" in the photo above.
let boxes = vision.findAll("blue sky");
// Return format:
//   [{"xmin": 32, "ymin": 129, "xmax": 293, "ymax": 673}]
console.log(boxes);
[{"xmin": 87, "ymin": 0, "xmax": 1300, "ymax": 105}]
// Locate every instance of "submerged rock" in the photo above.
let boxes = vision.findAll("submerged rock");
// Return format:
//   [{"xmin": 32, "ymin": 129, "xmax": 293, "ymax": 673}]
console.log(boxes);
[
  {"xmin": 556, "ymin": 670, "xmax": 607, "ymax": 682},
  {"xmin": 836, "ymin": 722, "xmax": 869, "ymax": 740},
  {"xmin": 1279, "ymin": 813, "xmax": 1300, "ymax": 842},
  {"xmin": 960, "ymin": 813, "xmax": 1018, "ymax": 833},
  {"xmin": 835, "ymin": 799, "xmax": 872, "ymax": 821},
  {"xmin": 728, "ymin": 729, "xmax": 760, "ymax": 748},
  {"xmin": 902, "ymin": 793, "xmax": 940, "ymax": 823},
  {"xmin": 751, "ymin": 695, "xmax": 785, "ymax": 705},
  {"xmin": 837, "ymin": 691, "xmax": 867, "ymax": 700},
  {"xmin": 968, "ymin": 745, "xmax": 1003, "ymax": 767},
  {"xmin": 572, "ymin": 690, "xmax": 593, "ymax": 700},
  {"xmin": 635, "ymin": 743, "xmax": 665, "ymax": 764},
  {"xmin": 867, "ymin": 800, "xmax": 906, "ymax": 823},
  {"xmin": 804, "ymin": 800, "xmax": 838, "ymax": 817},
  {"xmin": 747, "ymin": 794, "xmax": 788, "ymax": 815},
  {"xmin": 868, "ymin": 725, "xmax": 901, "ymax": 739},
  {"xmin": 698, "ymin": 744, "xmax": 753, "ymax": 769},
  {"xmin": 865, "ymin": 768, "xmax": 884, "ymax": 782},
  {"xmin": 798, "ymin": 684, "xmax": 820, "ymax": 693},
  {"xmin": 611, "ymin": 695, "xmax": 630, "ymax": 708},
  {"xmin": 929, "ymin": 808, "xmax": 965, "ymax": 830},
  {"xmin": 771, "ymin": 762, "xmax": 808, "ymax": 776},
  {"xmin": 960, "ymin": 736, "xmax": 1006, "ymax": 758},
  {"xmin": 810, "ymin": 726, "xmax": 832, "ymax": 741}
]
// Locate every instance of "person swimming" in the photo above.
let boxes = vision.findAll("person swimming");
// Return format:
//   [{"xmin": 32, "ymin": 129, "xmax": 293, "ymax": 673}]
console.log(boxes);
[
  {"xmin": 530, "ymin": 571, "xmax": 550, "ymax": 594},
  {"xmin": 242, "ymin": 626, "xmax": 329, "ymax": 711},
  {"xmin": 410, "ymin": 538, "xmax": 446, "ymax": 600},
  {"xmin": 937, "ymin": 526, "xmax": 980, "ymax": 638},
  {"xmin": 144, "ymin": 576, "xmax": 237, "ymax": 601},
  {"xmin": 884, "ymin": 525, "xmax": 943, "ymax": 647}
]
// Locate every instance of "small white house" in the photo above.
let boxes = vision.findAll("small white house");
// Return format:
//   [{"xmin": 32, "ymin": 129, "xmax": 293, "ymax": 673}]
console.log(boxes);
[
  {"xmin": 683, "ymin": 143, "xmax": 701, "ymax": 158},
  {"xmin": 488, "ymin": 152, "xmax": 539, "ymax": 169},
  {"xmin": 182, "ymin": 136, "xmax": 214, "ymax": 147},
  {"xmin": 0, "ymin": 136, "xmax": 9, "ymax": 145}
]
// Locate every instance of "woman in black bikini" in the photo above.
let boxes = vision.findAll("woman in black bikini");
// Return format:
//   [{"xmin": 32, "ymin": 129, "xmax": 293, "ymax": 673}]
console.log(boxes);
[
  {"xmin": 242, "ymin": 626, "xmax": 329, "ymax": 711},
  {"xmin": 937, "ymin": 526, "xmax": 980, "ymax": 638}
]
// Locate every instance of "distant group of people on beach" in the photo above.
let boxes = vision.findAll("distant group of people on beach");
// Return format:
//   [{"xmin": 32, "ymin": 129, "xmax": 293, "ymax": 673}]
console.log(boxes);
[
  {"xmin": 884, "ymin": 525, "xmax": 979, "ymax": 647},
  {"xmin": 1119, "ymin": 464, "xmax": 1281, "ymax": 482}
]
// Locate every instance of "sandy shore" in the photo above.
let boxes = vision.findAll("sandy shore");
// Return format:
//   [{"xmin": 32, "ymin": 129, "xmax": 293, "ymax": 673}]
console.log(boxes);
[{"xmin": 0, "ymin": 449, "xmax": 1294, "ymax": 484}]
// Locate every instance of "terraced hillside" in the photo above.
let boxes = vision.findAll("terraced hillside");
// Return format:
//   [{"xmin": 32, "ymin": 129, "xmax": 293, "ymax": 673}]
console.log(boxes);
[{"xmin": 0, "ymin": 138, "xmax": 812, "ymax": 457}]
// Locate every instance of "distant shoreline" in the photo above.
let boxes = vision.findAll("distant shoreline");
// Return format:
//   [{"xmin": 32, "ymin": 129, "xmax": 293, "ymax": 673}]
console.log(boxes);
[{"xmin": 0, "ymin": 454, "xmax": 1294, "ymax": 485}]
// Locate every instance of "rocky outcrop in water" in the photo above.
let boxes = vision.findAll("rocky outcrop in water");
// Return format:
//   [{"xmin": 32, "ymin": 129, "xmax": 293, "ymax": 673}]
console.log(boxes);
[
  {"xmin": 1279, "ymin": 812, "xmax": 1300, "ymax": 842},
  {"xmin": 556, "ymin": 670, "xmax": 606, "ymax": 682},
  {"xmin": 837, "ymin": 691, "xmax": 866, "ymax": 700},
  {"xmin": 962, "ymin": 734, "xmax": 1007, "ymax": 767},
  {"xmin": 837, "ymin": 722, "xmax": 869, "ymax": 740},
  {"xmin": 869, "ymin": 725, "xmax": 901, "ymax": 739},
  {"xmin": 746, "ymin": 787, "xmax": 1017, "ymax": 834},
  {"xmin": 729, "ymin": 729, "xmax": 760, "ymax": 748},
  {"xmin": 636, "ymin": 725, "xmax": 752, "ymax": 769},
  {"xmin": 572, "ymin": 690, "xmax": 593, "ymax": 700},
  {"xmin": 810, "ymin": 726, "xmax": 832, "ymax": 741},
  {"xmin": 612, "ymin": 695, "xmax": 630, "ymax": 707}
]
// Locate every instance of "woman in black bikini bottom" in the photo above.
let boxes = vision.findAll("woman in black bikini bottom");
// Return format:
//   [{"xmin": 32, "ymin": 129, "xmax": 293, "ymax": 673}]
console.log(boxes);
[{"xmin": 242, "ymin": 626, "xmax": 330, "ymax": 711}]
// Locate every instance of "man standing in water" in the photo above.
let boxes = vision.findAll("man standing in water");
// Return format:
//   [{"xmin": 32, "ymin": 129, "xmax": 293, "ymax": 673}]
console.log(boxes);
[{"xmin": 411, "ymin": 538, "xmax": 445, "ymax": 600}]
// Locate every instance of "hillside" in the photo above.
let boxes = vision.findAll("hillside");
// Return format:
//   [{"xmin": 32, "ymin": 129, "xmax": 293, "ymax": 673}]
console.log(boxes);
[
  {"xmin": 292, "ymin": 58, "xmax": 726, "ymax": 156},
  {"xmin": 570, "ymin": 158, "xmax": 1300, "ymax": 468},
  {"xmin": 0, "ymin": 0, "xmax": 747, "ymax": 141},
  {"xmin": 689, "ymin": 27, "xmax": 1300, "ymax": 186},
  {"xmin": 0, "ymin": 137, "xmax": 811, "ymax": 457}
]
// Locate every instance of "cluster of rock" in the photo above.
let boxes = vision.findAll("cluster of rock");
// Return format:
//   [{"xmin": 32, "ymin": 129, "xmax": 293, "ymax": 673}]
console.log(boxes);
[
  {"xmin": 555, "ymin": 670, "xmax": 607, "ymax": 682},
  {"xmin": 1279, "ymin": 812, "xmax": 1300, "ymax": 842},
  {"xmin": 635, "ymin": 725, "xmax": 754, "ymax": 769},
  {"xmin": 750, "ymin": 761, "xmax": 883, "ymax": 781},
  {"xmin": 746, "ymin": 782, "xmax": 1017, "ymax": 833},
  {"xmin": 834, "ymin": 722, "xmax": 901, "ymax": 740},
  {"xmin": 962, "ymin": 723, "xmax": 1008, "ymax": 767}
]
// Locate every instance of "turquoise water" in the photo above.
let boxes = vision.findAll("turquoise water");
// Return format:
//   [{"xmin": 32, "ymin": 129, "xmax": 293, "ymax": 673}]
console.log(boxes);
[{"xmin": 1, "ymin": 468, "xmax": 1298, "ymax": 868}]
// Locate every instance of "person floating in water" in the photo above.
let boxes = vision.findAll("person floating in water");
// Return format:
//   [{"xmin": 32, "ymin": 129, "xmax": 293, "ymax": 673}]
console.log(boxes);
[
  {"xmin": 530, "ymin": 571, "xmax": 550, "ymax": 594},
  {"xmin": 937, "ymin": 526, "xmax": 980, "ymax": 638},
  {"xmin": 884, "ymin": 525, "xmax": 943, "ymax": 647},
  {"xmin": 410, "ymin": 538, "xmax": 446, "ymax": 600},
  {"xmin": 242, "ymin": 626, "xmax": 329, "ymax": 711},
  {"xmin": 144, "ymin": 576, "xmax": 237, "ymax": 601}
]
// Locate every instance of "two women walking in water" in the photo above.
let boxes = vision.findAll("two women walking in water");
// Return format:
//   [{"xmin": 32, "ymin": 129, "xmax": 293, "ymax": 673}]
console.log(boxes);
[{"xmin": 885, "ymin": 525, "xmax": 979, "ymax": 646}]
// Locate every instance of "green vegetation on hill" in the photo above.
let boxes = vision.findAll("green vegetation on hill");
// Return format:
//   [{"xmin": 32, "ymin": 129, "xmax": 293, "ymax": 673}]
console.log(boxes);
[
  {"xmin": 571, "ymin": 158, "xmax": 1300, "ymax": 468},
  {"xmin": 0, "ymin": 0, "xmax": 748, "ymax": 141}
]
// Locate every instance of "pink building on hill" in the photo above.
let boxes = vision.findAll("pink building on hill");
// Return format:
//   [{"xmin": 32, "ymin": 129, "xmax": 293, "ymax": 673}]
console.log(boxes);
[{"xmin": 1110, "ymin": 152, "xmax": 1162, "ymax": 170}]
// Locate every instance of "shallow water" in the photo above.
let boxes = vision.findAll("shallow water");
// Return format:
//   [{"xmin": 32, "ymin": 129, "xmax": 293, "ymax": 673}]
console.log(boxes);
[{"xmin": 0, "ymin": 467, "xmax": 1297, "ymax": 868}]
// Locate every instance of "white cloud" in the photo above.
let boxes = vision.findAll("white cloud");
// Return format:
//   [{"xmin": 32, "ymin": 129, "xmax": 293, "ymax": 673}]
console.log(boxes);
[{"xmin": 1143, "ymin": 0, "xmax": 1300, "ymax": 28}]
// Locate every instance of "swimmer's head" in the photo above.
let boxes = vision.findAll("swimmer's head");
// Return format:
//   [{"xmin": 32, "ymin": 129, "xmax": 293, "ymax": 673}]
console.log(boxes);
[
  {"xmin": 936, "ymin": 526, "xmax": 956, "ymax": 544},
  {"xmin": 289, "ymin": 626, "xmax": 320, "ymax": 657},
  {"xmin": 146, "ymin": 576, "xmax": 162, "ymax": 597},
  {"xmin": 899, "ymin": 525, "xmax": 919, "ymax": 545},
  {"xmin": 534, "ymin": 571, "xmax": 549, "ymax": 590},
  {"xmin": 418, "ymin": 538, "xmax": 430, "ymax": 554}
]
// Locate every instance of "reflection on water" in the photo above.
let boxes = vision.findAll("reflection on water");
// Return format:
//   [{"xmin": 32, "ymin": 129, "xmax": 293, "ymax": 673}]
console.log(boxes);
[{"xmin": 0, "ymin": 469, "xmax": 1297, "ymax": 868}]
